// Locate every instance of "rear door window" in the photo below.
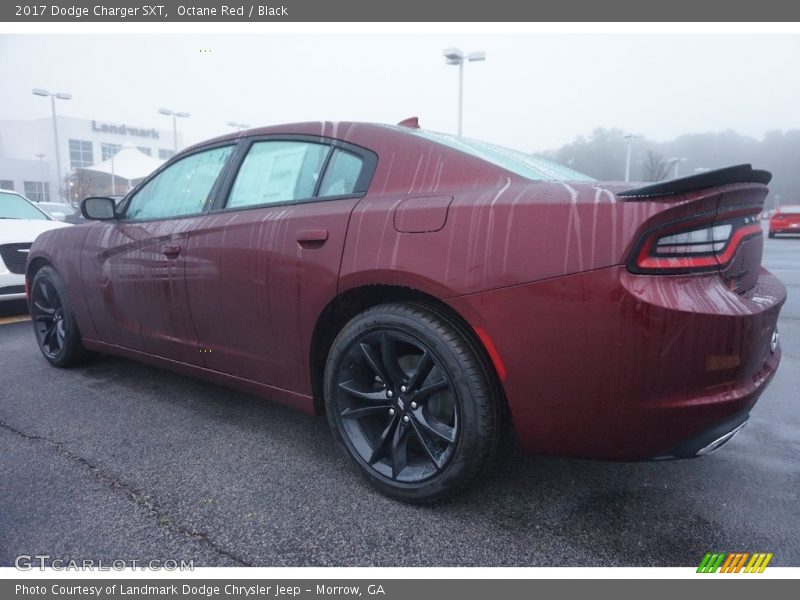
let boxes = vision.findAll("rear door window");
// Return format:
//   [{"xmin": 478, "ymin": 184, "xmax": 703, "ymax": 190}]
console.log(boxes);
[
  {"xmin": 318, "ymin": 149, "xmax": 364, "ymax": 197},
  {"xmin": 227, "ymin": 141, "xmax": 329, "ymax": 208}
]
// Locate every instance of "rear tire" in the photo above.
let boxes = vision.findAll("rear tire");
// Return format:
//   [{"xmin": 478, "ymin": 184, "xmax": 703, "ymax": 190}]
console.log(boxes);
[
  {"xmin": 324, "ymin": 302, "xmax": 501, "ymax": 503},
  {"xmin": 30, "ymin": 266, "xmax": 92, "ymax": 368}
]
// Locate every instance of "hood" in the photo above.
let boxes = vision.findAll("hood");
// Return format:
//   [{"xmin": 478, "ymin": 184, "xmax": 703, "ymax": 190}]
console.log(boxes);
[{"xmin": 0, "ymin": 219, "xmax": 71, "ymax": 245}]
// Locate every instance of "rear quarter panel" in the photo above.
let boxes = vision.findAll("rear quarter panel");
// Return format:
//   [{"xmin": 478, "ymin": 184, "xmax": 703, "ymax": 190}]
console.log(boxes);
[{"xmin": 341, "ymin": 176, "xmax": 731, "ymax": 298}]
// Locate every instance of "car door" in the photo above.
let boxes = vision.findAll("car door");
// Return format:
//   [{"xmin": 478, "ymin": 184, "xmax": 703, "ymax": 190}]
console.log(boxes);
[
  {"xmin": 183, "ymin": 137, "xmax": 375, "ymax": 395},
  {"xmin": 81, "ymin": 143, "xmax": 237, "ymax": 364}
]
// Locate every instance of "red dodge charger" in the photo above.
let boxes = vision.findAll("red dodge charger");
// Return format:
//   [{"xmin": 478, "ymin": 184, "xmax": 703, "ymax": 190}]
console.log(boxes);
[{"xmin": 26, "ymin": 121, "xmax": 785, "ymax": 502}]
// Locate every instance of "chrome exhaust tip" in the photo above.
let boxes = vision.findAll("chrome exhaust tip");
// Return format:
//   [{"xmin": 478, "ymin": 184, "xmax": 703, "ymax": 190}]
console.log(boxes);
[{"xmin": 695, "ymin": 420, "xmax": 748, "ymax": 457}]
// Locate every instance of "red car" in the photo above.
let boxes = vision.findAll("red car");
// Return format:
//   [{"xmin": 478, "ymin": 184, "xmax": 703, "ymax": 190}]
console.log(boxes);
[
  {"xmin": 769, "ymin": 205, "xmax": 800, "ymax": 237},
  {"xmin": 26, "ymin": 121, "xmax": 785, "ymax": 502}
]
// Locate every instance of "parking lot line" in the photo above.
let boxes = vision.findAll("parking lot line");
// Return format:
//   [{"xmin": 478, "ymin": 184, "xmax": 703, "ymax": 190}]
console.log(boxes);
[{"xmin": 0, "ymin": 315, "xmax": 30, "ymax": 325}]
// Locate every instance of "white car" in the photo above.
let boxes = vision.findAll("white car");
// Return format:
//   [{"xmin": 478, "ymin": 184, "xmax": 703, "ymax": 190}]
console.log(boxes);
[
  {"xmin": 1, "ymin": 190, "xmax": 71, "ymax": 302},
  {"xmin": 36, "ymin": 201, "xmax": 82, "ymax": 223}
]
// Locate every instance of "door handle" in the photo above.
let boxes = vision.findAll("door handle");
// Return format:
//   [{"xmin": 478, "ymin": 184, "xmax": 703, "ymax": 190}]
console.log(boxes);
[
  {"xmin": 296, "ymin": 229, "xmax": 329, "ymax": 248},
  {"xmin": 161, "ymin": 243, "xmax": 181, "ymax": 257}
]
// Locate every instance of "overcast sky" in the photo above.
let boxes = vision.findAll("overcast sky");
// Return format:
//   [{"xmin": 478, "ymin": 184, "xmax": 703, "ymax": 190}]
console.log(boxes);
[{"xmin": 1, "ymin": 34, "xmax": 798, "ymax": 152}]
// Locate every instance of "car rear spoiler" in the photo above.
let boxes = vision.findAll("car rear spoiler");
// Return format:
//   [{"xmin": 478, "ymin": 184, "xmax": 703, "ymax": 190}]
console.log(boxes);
[{"xmin": 618, "ymin": 164, "xmax": 772, "ymax": 199}]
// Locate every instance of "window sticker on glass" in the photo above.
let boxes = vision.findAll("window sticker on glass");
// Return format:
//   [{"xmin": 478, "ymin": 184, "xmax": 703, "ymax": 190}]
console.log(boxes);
[{"xmin": 227, "ymin": 141, "xmax": 329, "ymax": 208}]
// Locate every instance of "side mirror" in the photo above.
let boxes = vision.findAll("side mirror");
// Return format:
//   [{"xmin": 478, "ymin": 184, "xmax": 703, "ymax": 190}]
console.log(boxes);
[
  {"xmin": 81, "ymin": 197, "xmax": 117, "ymax": 221},
  {"xmin": 50, "ymin": 211, "xmax": 66, "ymax": 221}
]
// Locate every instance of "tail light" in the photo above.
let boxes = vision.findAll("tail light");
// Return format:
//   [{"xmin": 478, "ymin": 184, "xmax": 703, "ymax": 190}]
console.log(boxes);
[{"xmin": 630, "ymin": 213, "xmax": 762, "ymax": 274}]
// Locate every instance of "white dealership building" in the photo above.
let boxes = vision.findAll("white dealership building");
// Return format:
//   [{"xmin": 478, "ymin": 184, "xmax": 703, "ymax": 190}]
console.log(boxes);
[{"xmin": 0, "ymin": 116, "xmax": 183, "ymax": 202}]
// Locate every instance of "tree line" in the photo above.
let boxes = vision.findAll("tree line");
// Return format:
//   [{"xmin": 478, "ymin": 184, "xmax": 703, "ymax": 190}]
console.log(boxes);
[{"xmin": 539, "ymin": 128, "xmax": 800, "ymax": 209}]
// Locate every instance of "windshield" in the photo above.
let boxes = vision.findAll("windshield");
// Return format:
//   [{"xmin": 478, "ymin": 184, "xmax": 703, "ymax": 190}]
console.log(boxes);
[
  {"xmin": 392, "ymin": 127, "xmax": 593, "ymax": 182},
  {"xmin": 0, "ymin": 192, "xmax": 50, "ymax": 220},
  {"xmin": 777, "ymin": 206, "xmax": 800, "ymax": 215}
]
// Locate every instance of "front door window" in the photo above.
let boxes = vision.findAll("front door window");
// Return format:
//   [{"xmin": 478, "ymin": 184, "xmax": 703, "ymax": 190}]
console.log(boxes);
[{"xmin": 125, "ymin": 145, "xmax": 234, "ymax": 220}]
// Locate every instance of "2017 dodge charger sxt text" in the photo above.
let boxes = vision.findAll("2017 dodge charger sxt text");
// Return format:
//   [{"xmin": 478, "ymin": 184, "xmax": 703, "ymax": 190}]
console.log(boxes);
[{"xmin": 25, "ymin": 121, "xmax": 785, "ymax": 502}]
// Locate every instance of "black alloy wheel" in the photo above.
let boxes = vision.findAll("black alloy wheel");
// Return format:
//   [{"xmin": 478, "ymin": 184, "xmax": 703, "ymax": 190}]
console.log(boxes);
[
  {"xmin": 29, "ymin": 266, "xmax": 91, "ymax": 367},
  {"xmin": 325, "ymin": 302, "xmax": 501, "ymax": 503},
  {"xmin": 31, "ymin": 276, "xmax": 67, "ymax": 358},
  {"xmin": 333, "ymin": 329, "xmax": 459, "ymax": 483}
]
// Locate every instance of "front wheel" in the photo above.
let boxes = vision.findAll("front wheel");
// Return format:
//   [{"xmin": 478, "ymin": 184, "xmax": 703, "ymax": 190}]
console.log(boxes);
[
  {"xmin": 324, "ymin": 302, "xmax": 501, "ymax": 503},
  {"xmin": 30, "ymin": 266, "xmax": 91, "ymax": 368}
]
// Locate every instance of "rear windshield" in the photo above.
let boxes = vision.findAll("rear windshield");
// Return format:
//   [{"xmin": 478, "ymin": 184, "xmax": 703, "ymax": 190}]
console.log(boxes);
[
  {"xmin": 390, "ymin": 126, "xmax": 593, "ymax": 182},
  {"xmin": 40, "ymin": 203, "xmax": 77, "ymax": 215},
  {"xmin": 0, "ymin": 192, "xmax": 49, "ymax": 220},
  {"xmin": 777, "ymin": 206, "xmax": 800, "ymax": 215}
]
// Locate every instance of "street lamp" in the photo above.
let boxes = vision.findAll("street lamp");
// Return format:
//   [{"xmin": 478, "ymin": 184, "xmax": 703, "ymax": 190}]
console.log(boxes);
[
  {"xmin": 623, "ymin": 133, "xmax": 641, "ymax": 182},
  {"xmin": 158, "ymin": 108, "xmax": 190, "ymax": 152},
  {"xmin": 443, "ymin": 47, "xmax": 485, "ymax": 136},
  {"xmin": 32, "ymin": 88, "xmax": 71, "ymax": 201},
  {"xmin": 35, "ymin": 153, "xmax": 47, "ymax": 200},
  {"xmin": 669, "ymin": 157, "xmax": 688, "ymax": 178},
  {"xmin": 110, "ymin": 151, "xmax": 117, "ymax": 196},
  {"xmin": 226, "ymin": 121, "xmax": 250, "ymax": 131}
]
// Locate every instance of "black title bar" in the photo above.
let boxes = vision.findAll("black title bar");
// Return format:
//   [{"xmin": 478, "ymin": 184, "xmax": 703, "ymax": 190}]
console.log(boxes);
[{"xmin": 3, "ymin": 0, "xmax": 800, "ymax": 22}]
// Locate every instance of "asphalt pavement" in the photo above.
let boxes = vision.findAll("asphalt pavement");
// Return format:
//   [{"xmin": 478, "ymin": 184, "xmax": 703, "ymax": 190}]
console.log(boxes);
[{"xmin": 1, "ymin": 233, "xmax": 798, "ymax": 567}]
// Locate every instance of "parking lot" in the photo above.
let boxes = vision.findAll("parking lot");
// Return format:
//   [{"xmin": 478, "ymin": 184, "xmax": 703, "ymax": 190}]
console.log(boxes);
[{"xmin": 1, "ymin": 234, "xmax": 798, "ymax": 567}]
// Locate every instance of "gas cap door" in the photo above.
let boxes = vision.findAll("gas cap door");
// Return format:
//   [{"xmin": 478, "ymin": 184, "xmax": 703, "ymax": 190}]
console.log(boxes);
[{"xmin": 393, "ymin": 195, "xmax": 453, "ymax": 233}]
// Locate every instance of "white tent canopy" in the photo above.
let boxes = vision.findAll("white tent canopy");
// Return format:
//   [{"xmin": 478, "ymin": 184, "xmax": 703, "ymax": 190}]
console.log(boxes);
[{"xmin": 78, "ymin": 142, "xmax": 164, "ymax": 181}]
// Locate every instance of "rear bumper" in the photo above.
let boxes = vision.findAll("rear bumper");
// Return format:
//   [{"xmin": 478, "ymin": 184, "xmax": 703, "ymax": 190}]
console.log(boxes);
[
  {"xmin": 654, "ymin": 408, "xmax": 750, "ymax": 460},
  {"xmin": 448, "ymin": 266, "xmax": 786, "ymax": 460},
  {"xmin": 0, "ymin": 292, "xmax": 26, "ymax": 302}
]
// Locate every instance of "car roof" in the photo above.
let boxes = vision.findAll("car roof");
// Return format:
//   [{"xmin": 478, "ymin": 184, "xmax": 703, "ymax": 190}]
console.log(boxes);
[
  {"xmin": 0, "ymin": 189, "xmax": 28, "ymax": 200},
  {"xmin": 180, "ymin": 120, "xmax": 591, "ymax": 183},
  {"xmin": 184, "ymin": 121, "xmax": 385, "ymax": 150}
]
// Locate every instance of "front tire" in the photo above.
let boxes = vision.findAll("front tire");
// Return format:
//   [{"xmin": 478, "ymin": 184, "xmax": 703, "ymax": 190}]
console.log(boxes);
[
  {"xmin": 768, "ymin": 231, "xmax": 776, "ymax": 238},
  {"xmin": 324, "ymin": 302, "xmax": 501, "ymax": 503},
  {"xmin": 30, "ymin": 266, "xmax": 91, "ymax": 368}
]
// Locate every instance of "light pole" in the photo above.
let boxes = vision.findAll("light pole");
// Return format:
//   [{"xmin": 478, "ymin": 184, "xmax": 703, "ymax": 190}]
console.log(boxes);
[
  {"xmin": 226, "ymin": 121, "xmax": 250, "ymax": 131},
  {"xmin": 110, "ymin": 152, "xmax": 116, "ymax": 196},
  {"xmin": 443, "ymin": 47, "xmax": 485, "ymax": 136},
  {"xmin": 669, "ymin": 157, "xmax": 687, "ymax": 178},
  {"xmin": 623, "ymin": 133, "xmax": 641, "ymax": 183},
  {"xmin": 158, "ymin": 108, "xmax": 190, "ymax": 152},
  {"xmin": 32, "ymin": 88, "xmax": 71, "ymax": 201},
  {"xmin": 35, "ymin": 153, "xmax": 47, "ymax": 199}
]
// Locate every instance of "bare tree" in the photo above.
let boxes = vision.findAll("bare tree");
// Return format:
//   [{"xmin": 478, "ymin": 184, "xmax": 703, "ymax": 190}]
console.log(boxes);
[
  {"xmin": 544, "ymin": 127, "xmax": 799, "ymax": 205},
  {"xmin": 541, "ymin": 127, "xmax": 628, "ymax": 180},
  {"xmin": 62, "ymin": 170, "xmax": 112, "ymax": 206},
  {"xmin": 641, "ymin": 150, "xmax": 671, "ymax": 182}
]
